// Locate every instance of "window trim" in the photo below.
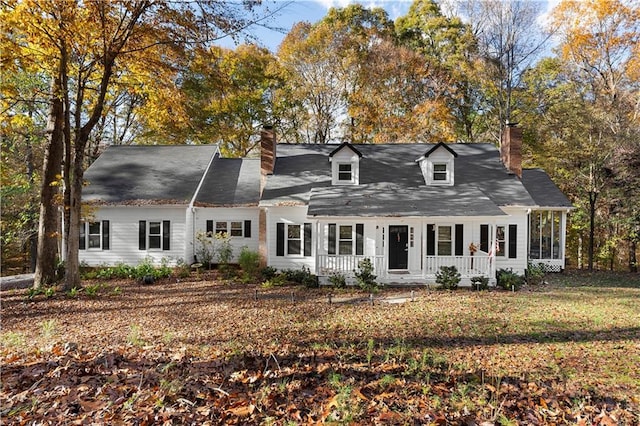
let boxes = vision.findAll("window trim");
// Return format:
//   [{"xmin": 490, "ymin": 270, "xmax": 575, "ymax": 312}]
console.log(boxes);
[
  {"xmin": 437, "ymin": 225, "xmax": 453, "ymax": 256},
  {"xmin": 207, "ymin": 219, "xmax": 251, "ymax": 238},
  {"xmin": 80, "ymin": 220, "xmax": 109, "ymax": 251},
  {"xmin": 287, "ymin": 224, "xmax": 302, "ymax": 256},
  {"xmin": 138, "ymin": 220, "xmax": 170, "ymax": 251},
  {"xmin": 148, "ymin": 221, "xmax": 162, "ymax": 250},
  {"xmin": 338, "ymin": 225, "xmax": 354, "ymax": 255}
]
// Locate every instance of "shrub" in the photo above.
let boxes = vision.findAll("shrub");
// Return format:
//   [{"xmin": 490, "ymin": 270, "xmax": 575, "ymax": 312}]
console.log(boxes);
[
  {"xmin": 496, "ymin": 268, "xmax": 524, "ymax": 290},
  {"xmin": 328, "ymin": 272, "xmax": 347, "ymax": 289},
  {"xmin": 194, "ymin": 231, "xmax": 214, "ymax": 267},
  {"xmin": 261, "ymin": 266, "xmax": 278, "ymax": 280},
  {"xmin": 436, "ymin": 265, "xmax": 461, "ymax": 290},
  {"xmin": 525, "ymin": 262, "xmax": 545, "ymax": 286},
  {"xmin": 354, "ymin": 258, "xmax": 377, "ymax": 291},
  {"xmin": 470, "ymin": 276, "xmax": 489, "ymax": 291},
  {"xmin": 238, "ymin": 247, "xmax": 261, "ymax": 282},
  {"xmin": 261, "ymin": 274, "xmax": 287, "ymax": 288},
  {"xmin": 282, "ymin": 266, "xmax": 317, "ymax": 287},
  {"xmin": 175, "ymin": 258, "xmax": 191, "ymax": 279}
]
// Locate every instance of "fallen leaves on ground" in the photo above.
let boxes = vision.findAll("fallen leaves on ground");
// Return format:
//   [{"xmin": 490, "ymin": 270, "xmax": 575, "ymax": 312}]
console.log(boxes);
[{"xmin": 1, "ymin": 274, "xmax": 639, "ymax": 424}]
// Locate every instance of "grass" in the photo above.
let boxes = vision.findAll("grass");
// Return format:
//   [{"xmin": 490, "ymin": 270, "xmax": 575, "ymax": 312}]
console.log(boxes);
[{"xmin": 0, "ymin": 270, "xmax": 639, "ymax": 423}]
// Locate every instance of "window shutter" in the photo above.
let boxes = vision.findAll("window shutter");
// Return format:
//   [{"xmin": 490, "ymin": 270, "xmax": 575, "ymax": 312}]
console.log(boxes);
[
  {"xmin": 79, "ymin": 223, "xmax": 86, "ymax": 250},
  {"xmin": 162, "ymin": 220, "xmax": 170, "ymax": 250},
  {"xmin": 328, "ymin": 224, "xmax": 336, "ymax": 255},
  {"xmin": 508, "ymin": 224, "xmax": 517, "ymax": 259},
  {"xmin": 480, "ymin": 225, "xmax": 489, "ymax": 252},
  {"xmin": 139, "ymin": 221, "xmax": 146, "ymax": 250},
  {"xmin": 276, "ymin": 223, "xmax": 285, "ymax": 256},
  {"xmin": 304, "ymin": 223, "xmax": 312, "ymax": 256},
  {"xmin": 426, "ymin": 224, "xmax": 435, "ymax": 256},
  {"xmin": 206, "ymin": 220, "xmax": 213, "ymax": 234},
  {"xmin": 102, "ymin": 220, "xmax": 110, "ymax": 250},
  {"xmin": 244, "ymin": 220, "xmax": 252, "ymax": 238},
  {"xmin": 455, "ymin": 224, "xmax": 464, "ymax": 256},
  {"xmin": 356, "ymin": 224, "xmax": 364, "ymax": 255}
]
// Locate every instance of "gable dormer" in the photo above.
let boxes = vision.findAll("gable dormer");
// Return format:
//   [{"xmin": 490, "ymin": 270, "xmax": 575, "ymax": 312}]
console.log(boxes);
[
  {"xmin": 417, "ymin": 142, "xmax": 457, "ymax": 186},
  {"xmin": 329, "ymin": 142, "xmax": 362, "ymax": 185}
]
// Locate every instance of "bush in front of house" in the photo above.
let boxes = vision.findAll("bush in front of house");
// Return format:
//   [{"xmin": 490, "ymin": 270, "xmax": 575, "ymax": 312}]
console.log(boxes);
[
  {"xmin": 238, "ymin": 247, "xmax": 261, "ymax": 282},
  {"xmin": 354, "ymin": 258, "xmax": 377, "ymax": 291},
  {"xmin": 436, "ymin": 265, "xmax": 461, "ymax": 290},
  {"xmin": 282, "ymin": 266, "xmax": 318, "ymax": 288},
  {"xmin": 470, "ymin": 275, "xmax": 489, "ymax": 291},
  {"xmin": 328, "ymin": 271, "xmax": 347, "ymax": 289},
  {"xmin": 525, "ymin": 262, "xmax": 546, "ymax": 286},
  {"xmin": 496, "ymin": 268, "xmax": 524, "ymax": 291}
]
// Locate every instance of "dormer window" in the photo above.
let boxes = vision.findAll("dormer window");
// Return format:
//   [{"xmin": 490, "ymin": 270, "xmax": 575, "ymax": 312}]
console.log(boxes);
[
  {"xmin": 338, "ymin": 163, "xmax": 353, "ymax": 182},
  {"xmin": 417, "ymin": 142, "xmax": 457, "ymax": 186},
  {"xmin": 433, "ymin": 164, "xmax": 448, "ymax": 181},
  {"xmin": 329, "ymin": 142, "xmax": 362, "ymax": 186}
]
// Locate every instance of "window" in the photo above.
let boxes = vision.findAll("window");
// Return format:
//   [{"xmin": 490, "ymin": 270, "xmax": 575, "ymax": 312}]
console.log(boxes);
[
  {"xmin": 277, "ymin": 222, "xmax": 312, "ymax": 257},
  {"xmin": 338, "ymin": 164, "xmax": 352, "ymax": 182},
  {"xmin": 339, "ymin": 225, "xmax": 353, "ymax": 255},
  {"xmin": 496, "ymin": 226, "xmax": 505, "ymax": 257},
  {"xmin": 79, "ymin": 221, "xmax": 110, "ymax": 250},
  {"xmin": 149, "ymin": 221, "xmax": 162, "ymax": 249},
  {"xmin": 216, "ymin": 221, "xmax": 227, "ymax": 235},
  {"xmin": 437, "ymin": 226, "xmax": 452, "ymax": 255},
  {"xmin": 230, "ymin": 221, "xmax": 243, "ymax": 237},
  {"xmin": 207, "ymin": 220, "xmax": 251, "ymax": 238},
  {"xmin": 287, "ymin": 224, "xmax": 301, "ymax": 255},
  {"xmin": 433, "ymin": 164, "xmax": 447, "ymax": 181},
  {"xmin": 139, "ymin": 220, "xmax": 170, "ymax": 251},
  {"xmin": 328, "ymin": 223, "xmax": 364, "ymax": 256}
]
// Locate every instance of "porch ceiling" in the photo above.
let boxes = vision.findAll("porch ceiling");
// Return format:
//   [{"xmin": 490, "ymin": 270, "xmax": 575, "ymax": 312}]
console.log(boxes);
[{"xmin": 307, "ymin": 183, "xmax": 506, "ymax": 217}]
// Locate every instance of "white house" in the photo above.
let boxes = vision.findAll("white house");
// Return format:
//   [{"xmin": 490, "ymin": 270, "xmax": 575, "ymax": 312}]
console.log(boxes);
[{"xmin": 79, "ymin": 126, "xmax": 572, "ymax": 285}]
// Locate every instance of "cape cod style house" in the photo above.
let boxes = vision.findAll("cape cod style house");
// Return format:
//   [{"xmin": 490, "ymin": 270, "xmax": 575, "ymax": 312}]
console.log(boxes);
[{"xmin": 79, "ymin": 126, "xmax": 572, "ymax": 285}]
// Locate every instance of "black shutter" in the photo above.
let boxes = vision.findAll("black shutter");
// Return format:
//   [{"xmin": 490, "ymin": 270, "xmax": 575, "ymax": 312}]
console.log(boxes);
[
  {"xmin": 304, "ymin": 223, "xmax": 312, "ymax": 256},
  {"xmin": 206, "ymin": 220, "xmax": 213, "ymax": 234},
  {"xmin": 139, "ymin": 221, "xmax": 146, "ymax": 250},
  {"xmin": 244, "ymin": 220, "xmax": 252, "ymax": 238},
  {"xmin": 455, "ymin": 224, "xmax": 464, "ymax": 256},
  {"xmin": 508, "ymin": 224, "xmax": 517, "ymax": 259},
  {"xmin": 162, "ymin": 220, "xmax": 170, "ymax": 250},
  {"xmin": 427, "ymin": 224, "xmax": 435, "ymax": 256},
  {"xmin": 79, "ymin": 223, "xmax": 86, "ymax": 250},
  {"xmin": 328, "ymin": 224, "xmax": 336, "ymax": 255},
  {"xmin": 276, "ymin": 223, "xmax": 285, "ymax": 256},
  {"xmin": 356, "ymin": 223, "xmax": 364, "ymax": 255},
  {"xmin": 480, "ymin": 225, "xmax": 489, "ymax": 253},
  {"xmin": 102, "ymin": 220, "xmax": 110, "ymax": 250}
]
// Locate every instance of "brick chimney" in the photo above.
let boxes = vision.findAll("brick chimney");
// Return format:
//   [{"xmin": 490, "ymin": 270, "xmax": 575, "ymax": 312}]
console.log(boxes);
[
  {"xmin": 501, "ymin": 123, "xmax": 522, "ymax": 178},
  {"xmin": 260, "ymin": 125, "xmax": 276, "ymax": 176}
]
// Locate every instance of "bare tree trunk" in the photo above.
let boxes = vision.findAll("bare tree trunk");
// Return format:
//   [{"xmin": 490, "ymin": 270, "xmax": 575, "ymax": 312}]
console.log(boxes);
[
  {"xmin": 34, "ymin": 71, "xmax": 65, "ymax": 288},
  {"xmin": 630, "ymin": 240, "xmax": 638, "ymax": 273},
  {"xmin": 588, "ymin": 191, "xmax": 597, "ymax": 271}
]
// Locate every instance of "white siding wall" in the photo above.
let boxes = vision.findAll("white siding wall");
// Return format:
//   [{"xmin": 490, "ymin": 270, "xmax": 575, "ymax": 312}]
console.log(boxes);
[
  {"xmin": 192, "ymin": 207, "xmax": 260, "ymax": 263},
  {"xmin": 79, "ymin": 206, "xmax": 187, "ymax": 266},
  {"xmin": 266, "ymin": 206, "xmax": 315, "ymax": 271},
  {"xmin": 495, "ymin": 207, "xmax": 529, "ymax": 274}
]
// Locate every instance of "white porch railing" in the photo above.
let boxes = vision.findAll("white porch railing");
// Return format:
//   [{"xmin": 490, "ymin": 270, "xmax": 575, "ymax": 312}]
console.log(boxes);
[
  {"xmin": 317, "ymin": 253, "xmax": 493, "ymax": 278},
  {"xmin": 424, "ymin": 253, "xmax": 492, "ymax": 277},
  {"xmin": 317, "ymin": 255, "xmax": 386, "ymax": 276}
]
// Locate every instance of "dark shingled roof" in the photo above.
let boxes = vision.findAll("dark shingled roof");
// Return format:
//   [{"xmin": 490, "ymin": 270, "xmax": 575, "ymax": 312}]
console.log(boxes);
[
  {"xmin": 83, "ymin": 145, "xmax": 218, "ymax": 205},
  {"xmin": 195, "ymin": 157, "xmax": 260, "ymax": 206},
  {"xmin": 261, "ymin": 143, "xmax": 538, "ymax": 215},
  {"xmin": 522, "ymin": 168, "xmax": 573, "ymax": 208}
]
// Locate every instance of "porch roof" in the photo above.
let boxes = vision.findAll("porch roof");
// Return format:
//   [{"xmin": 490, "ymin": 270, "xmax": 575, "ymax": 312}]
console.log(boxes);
[
  {"xmin": 521, "ymin": 169, "xmax": 573, "ymax": 208},
  {"xmin": 307, "ymin": 183, "xmax": 506, "ymax": 217}
]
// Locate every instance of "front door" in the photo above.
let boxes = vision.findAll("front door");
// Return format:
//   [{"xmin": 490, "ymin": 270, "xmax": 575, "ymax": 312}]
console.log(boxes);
[{"xmin": 388, "ymin": 225, "xmax": 408, "ymax": 270}]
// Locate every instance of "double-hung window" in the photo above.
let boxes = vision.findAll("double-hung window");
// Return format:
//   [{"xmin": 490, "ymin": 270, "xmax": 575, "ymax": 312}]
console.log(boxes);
[
  {"xmin": 276, "ymin": 222, "xmax": 312, "ymax": 257},
  {"xmin": 433, "ymin": 164, "xmax": 448, "ymax": 181},
  {"xmin": 338, "ymin": 164, "xmax": 352, "ymax": 182},
  {"xmin": 339, "ymin": 225, "xmax": 353, "ymax": 255},
  {"xmin": 328, "ymin": 223, "xmax": 364, "ymax": 256},
  {"xmin": 79, "ymin": 221, "xmax": 110, "ymax": 250},
  {"xmin": 139, "ymin": 220, "xmax": 170, "ymax": 251},
  {"xmin": 437, "ymin": 225, "xmax": 452, "ymax": 255}
]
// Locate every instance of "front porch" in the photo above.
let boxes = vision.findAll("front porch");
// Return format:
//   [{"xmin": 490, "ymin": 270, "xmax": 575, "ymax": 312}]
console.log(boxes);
[{"xmin": 317, "ymin": 251, "xmax": 496, "ymax": 286}]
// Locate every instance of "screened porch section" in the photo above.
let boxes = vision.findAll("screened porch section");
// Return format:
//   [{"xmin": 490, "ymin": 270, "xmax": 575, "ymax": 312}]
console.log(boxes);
[{"xmin": 529, "ymin": 210, "xmax": 567, "ymax": 272}]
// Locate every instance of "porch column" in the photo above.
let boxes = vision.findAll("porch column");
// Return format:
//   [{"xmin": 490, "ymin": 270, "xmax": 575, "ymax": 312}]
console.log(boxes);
[{"xmin": 560, "ymin": 210, "xmax": 567, "ymax": 269}]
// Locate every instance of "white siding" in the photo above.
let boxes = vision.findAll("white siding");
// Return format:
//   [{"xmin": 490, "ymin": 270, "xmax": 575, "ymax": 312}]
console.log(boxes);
[
  {"xmin": 192, "ymin": 207, "xmax": 260, "ymax": 263},
  {"xmin": 266, "ymin": 206, "xmax": 315, "ymax": 271},
  {"xmin": 495, "ymin": 207, "xmax": 529, "ymax": 274},
  {"xmin": 79, "ymin": 206, "xmax": 187, "ymax": 266}
]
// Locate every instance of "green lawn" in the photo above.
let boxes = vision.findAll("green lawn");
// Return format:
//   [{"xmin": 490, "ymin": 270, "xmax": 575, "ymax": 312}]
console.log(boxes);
[{"xmin": 1, "ymin": 270, "xmax": 639, "ymax": 424}]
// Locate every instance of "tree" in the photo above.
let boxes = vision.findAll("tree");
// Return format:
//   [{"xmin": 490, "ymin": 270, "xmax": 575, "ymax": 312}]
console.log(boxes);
[
  {"xmin": 4, "ymin": 0, "xmax": 263, "ymax": 289},
  {"xmin": 551, "ymin": 0, "xmax": 639, "ymax": 271}
]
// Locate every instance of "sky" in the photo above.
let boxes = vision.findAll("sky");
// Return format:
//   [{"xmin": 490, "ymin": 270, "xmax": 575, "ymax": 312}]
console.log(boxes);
[{"xmin": 218, "ymin": 0, "xmax": 560, "ymax": 53}]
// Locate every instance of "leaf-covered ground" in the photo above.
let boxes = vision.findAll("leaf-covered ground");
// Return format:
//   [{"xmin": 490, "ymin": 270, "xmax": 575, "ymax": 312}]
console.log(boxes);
[{"xmin": 1, "ymin": 270, "xmax": 639, "ymax": 425}]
